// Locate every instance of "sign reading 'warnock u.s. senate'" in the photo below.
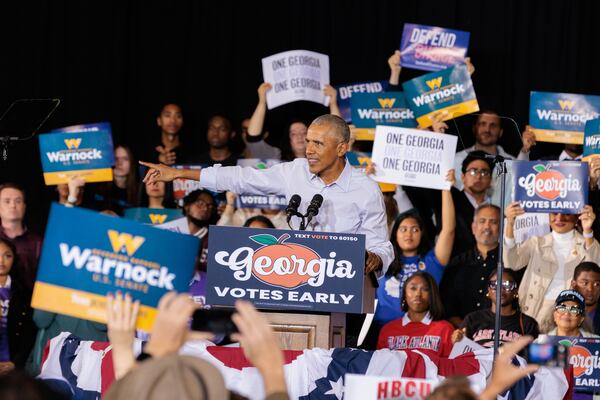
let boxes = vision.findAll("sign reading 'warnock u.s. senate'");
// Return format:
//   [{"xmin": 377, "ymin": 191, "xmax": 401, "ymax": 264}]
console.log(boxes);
[{"xmin": 206, "ymin": 226, "xmax": 366, "ymax": 313}]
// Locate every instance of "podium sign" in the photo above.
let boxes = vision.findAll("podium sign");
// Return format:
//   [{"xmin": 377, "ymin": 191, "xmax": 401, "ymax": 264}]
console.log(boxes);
[{"xmin": 206, "ymin": 226, "xmax": 367, "ymax": 313}]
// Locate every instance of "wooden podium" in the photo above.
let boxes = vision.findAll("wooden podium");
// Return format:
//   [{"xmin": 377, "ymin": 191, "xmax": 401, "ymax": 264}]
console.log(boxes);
[{"xmin": 264, "ymin": 275, "xmax": 376, "ymax": 350}]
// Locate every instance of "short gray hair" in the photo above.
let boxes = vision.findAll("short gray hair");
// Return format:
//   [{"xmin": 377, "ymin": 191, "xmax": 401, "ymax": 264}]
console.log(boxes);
[{"xmin": 310, "ymin": 114, "xmax": 351, "ymax": 143}]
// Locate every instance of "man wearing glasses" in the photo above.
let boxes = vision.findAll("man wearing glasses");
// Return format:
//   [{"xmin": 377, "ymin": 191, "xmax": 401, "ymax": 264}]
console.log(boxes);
[{"xmin": 453, "ymin": 111, "xmax": 534, "ymax": 191}]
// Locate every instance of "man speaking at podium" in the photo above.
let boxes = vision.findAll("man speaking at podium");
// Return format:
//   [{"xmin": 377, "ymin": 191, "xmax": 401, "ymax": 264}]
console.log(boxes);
[{"xmin": 141, "ymin": 114, "xmax": 393, "ymax": 274}]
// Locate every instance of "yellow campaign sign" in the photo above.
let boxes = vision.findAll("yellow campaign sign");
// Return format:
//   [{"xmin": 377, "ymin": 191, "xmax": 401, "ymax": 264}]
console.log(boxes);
[
  {"xmin": 32, "ymin": 282, "xmax": 158, "ymax": 332},
  {"xmin": 351, "ymin": 127, "xmax": 376, "ymax": 141},
  {"xmin": 43, "ymin": 168, "xmax": 113, "ymax": 185},
  {"xmin": 416, "ymin": 99, "xmax": 480, "ymax": 129},
  {"xmin": 530, "ymin": 128, "xmax": 584, "ymax": 145}
]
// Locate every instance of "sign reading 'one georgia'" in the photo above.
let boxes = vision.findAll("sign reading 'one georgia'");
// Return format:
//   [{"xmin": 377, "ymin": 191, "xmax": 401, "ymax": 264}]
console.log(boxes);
[
  {"xmin": 350, "ymin": 92, "xmax": 417, "ymax": 129},
  {"xmin": 39, "ymin": 122, "xmax": 115, "ymax": 185},
  {"xmin": 399, "ymin": 23, "xmax": 470, "ymax": 72},
  {"xmin": 529, "ymin": 92, "xmax": 600, "ymax": 145},
  {"xmin": 262, "ymin": 49, "xmax": 330, "ymax": 109},
  {"xmin": 336, "ymin": 80, "xmax": 388, "ymax": 122},
  {"xmin": 206, "ymin": 226, "xmax": 366, "ymax": 313},
  {"xmin": 512, "ymin": 161, "xmax": 588, "ymax": 214},
  {"xmin": 402, "ymin": 64, "xmax": 479, "ymax": 128},
  {"xmin": 32, "ymin": 204, "xmax": 199, "ymax": 331}
]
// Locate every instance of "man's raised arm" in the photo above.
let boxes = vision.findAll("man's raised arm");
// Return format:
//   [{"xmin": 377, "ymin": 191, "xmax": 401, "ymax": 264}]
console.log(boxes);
[{"xmin": 140, "ymin": 161, "xmax": 199, "ymax": 183}]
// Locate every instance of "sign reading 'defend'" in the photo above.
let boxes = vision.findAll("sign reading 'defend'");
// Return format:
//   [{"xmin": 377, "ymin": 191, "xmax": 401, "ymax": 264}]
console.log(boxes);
[
  {"xmin": 39, "ymin": 122, "xmax": 115, "ymax": 185},
  {"xmin": 512, "ymin": 161, "xmax": 588, "ymax": 214},
  {"xmin": 400, "ymin": 23, "xmax": 470, "ymax": 72},
  {"xmin": 529, "ymin": 92, "xmax": 600, "ymax": 145},
  {"xmin": 370, "ymin": 126, "xmax": 457, "ymax": 190},
  {"xmin": 206, "ymin": 226, "xmax": 366, "ymax": 313},
  {"xmin": 350, "ymin": 92, "xmax": 417, "ymax": 129},
  {"xmin": 583, "ymin": 119, "xmax": 600, "ymax": 161},
  {"xmin": 402, "ymin": 64, "xmax": 479, "ymax": 128},
  {"xmin": 32, "ymin": 204, "xmax": 199, "ymax": 331},
  {"xmin": 262, "ymin": 50, "xmax": 330, "ymax": 109},
  {"xmin": 336, "ymin": 80, "xmax": 388, "ymax": 122}
]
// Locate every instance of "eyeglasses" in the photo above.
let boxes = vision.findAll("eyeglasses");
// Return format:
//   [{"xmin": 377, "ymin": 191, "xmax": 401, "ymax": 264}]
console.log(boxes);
[
  {"xmin": 466, "ymin": 168, "xmax": 491, "ymax": 177},
  {"xmin": 398, "ymin": 226, "xmax": 421, "ymax": 234},
  {"xmin": 554, "ymin": 304, "xmax": 584, "ymax": 316},
  {"xmin": 193, "ymin": 199, "xmax": 214, "ymax": 209},
  {"xmin": 488, "ymin": 280, "xmax": 517, "ymax": 292}
]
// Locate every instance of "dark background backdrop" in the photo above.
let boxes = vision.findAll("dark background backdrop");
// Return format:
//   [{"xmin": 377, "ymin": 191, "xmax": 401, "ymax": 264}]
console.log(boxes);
[{"xmin": 1, "ymin": 0, "xmax": 599, "ymax": 232}]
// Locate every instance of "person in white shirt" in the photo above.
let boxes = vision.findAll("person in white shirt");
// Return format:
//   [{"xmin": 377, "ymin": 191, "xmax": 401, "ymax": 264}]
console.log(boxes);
[
  {"xmin": 141, "ymin": 114, "xmax": 394, "ymax": 273},
  {"xmin": 454, "ymin": 111, "xmax": 535, "ymax": 190}
]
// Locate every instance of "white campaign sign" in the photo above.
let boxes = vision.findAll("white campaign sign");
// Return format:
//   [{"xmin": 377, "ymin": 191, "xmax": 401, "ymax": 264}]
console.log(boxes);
[
  {"xmin": 371, "ymin": 126, "xmax": 458, "ymax": 190},
  {"xmin": 449, "ymin": 337, "xmax": 485, "ymax": 359},
  {"xmin": 261, "ymin": 50, "xmax": 330, "ymax": 109},
  {"xmin": 344, "ymin": 374, "xmax": 438, "ymax": 400},
  {"xmin": 513, "ymin": 212, "xmax": 550, "ymax": 244}
]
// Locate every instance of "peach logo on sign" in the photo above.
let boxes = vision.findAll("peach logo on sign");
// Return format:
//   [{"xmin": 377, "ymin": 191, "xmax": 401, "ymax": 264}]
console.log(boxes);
[
  {"xmin": 214, "ymin": 233, "xmax": 356, "ymax": 289},
  {"xmin": 517, "ymin": 164, "xmax": 582, "ymax": 201},
  {"xmin": 569, "ymin": 345, "xmax": 595, "ymax": 377}
]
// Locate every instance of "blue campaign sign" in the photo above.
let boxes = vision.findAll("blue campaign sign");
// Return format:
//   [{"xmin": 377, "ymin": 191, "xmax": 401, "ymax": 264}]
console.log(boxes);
[
  {"xmin": 512, "ymin": 161, "xmax": 588, "ymax": 214},
  {"xmin": 123, "ymin": 207, "xmax": 183, "ymax": 225},
  {"xmin": 583, "ymin": 119, "xmax": 600, "ymax": 160},
  {"xmin": 539, "ymin": 336, "xmax": 600, "ymax": 393},
  {"xmin": 206, "ymin": 226, "xmax": 367, "ymax": 313},
  {"xmin": 350, "ymin": 92, "xmax": 417, "ymax": 129},
  {"xmin": 529, "ymin": 92, "xmax": 600, "ymax": 144},
  {"xmin": 38, "ymin": 129, "xmax": 115, "ymax": 185},
  {"xmin": 402, "ymin": 64, "xmax": 478, "ymax": 128},
  {"xmin": 400, "ymin": 23, "xmax": 470, "ymax": 72},
  {"xmin": 31, "ymin": 203, "xmax": 199, "ymax": 331},
  {"xmin": 336, "ymin": 80, "xmax": 388, "ymax": 122},
  {"xmin": 235, "ymin": 159, "xmax": 286, "ymax": 209}
]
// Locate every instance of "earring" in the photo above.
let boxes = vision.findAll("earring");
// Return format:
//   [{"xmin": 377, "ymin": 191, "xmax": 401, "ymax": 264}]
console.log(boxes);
[
  {"xmin": 485, "ymin": 292, "xmax": 490, "ymax": 298},
  {"xmin": 401, "ymin": 299, "xmax": 406, "ymax": 309},
  {"xmin": 514, "ymin": 294, "xmax": 519, "ymax": 299}
]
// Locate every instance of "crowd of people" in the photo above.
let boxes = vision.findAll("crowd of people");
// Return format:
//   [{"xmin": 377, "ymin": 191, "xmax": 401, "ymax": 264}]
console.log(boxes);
[{"xmin": 0, "ymin": 50, "xmax": 599, "ymax": 398}]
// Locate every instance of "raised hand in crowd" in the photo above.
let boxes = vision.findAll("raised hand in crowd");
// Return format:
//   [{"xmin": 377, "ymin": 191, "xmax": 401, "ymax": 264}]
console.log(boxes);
[
  {"xmin": 323, "ymin": 84, "xmax": 342, "ymax": 117},
  {"xmin": 465, "ymin": 57, "xmax": 475, "ymax": 76},
  {"xmin": 430, "ymin": 112, "xmax": 449, "ymax": 133},
  {"xmin": 155, "ymin": 145, "xmax": 177, "ymax": 165},
  {"xmin": 478, "ymin": 336, "xmax": 539, "ymax": 400},
  {"xmin": 248, "ymin": 82, "xmax": 273, "ymax": 138},
  {"xmin": 388, "ymin": 50, "xmax": 401, "ymax": 85},
  {"xmin": 580, "ymin": 204, "xmax": 596, "ymax": 247},
  {"xmin": 231, "ymin": 300, "xmax": 287, "ymax": 398},
  {"xmin": 589, "ymin": 155, "xmax": 600, "ymax": 189},
  {"xmin": 503, "ymin": 201, "xmax": 525, "ymax": 239},
  {"xmin": 521, "ymin": 125, "xmax": 536, "ymax": 154},
  {"xmin": 106, "ymin": 292, "xmax": 140, "ymax": 379},
  {"xmin": 143, "ymin": 292, "xmax": 211, "ymax": 358}
]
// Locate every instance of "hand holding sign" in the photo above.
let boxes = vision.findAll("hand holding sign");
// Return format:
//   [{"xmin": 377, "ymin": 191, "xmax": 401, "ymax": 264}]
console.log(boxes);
[
  {"xmin": 388, "ymin": 50, "xmax": 401, "ymax": 85},
  {"xmin": 106, "ymin": 292, "xmax": 140, "ymax": 379},
  {"xmin": 257, "ymin": 82, "xmax": 272, "ymax": 105},
  {"xmin": 579, "ymin": 204, "xmax": 596, "ymax": 233},
  {"xmin": 521, "ymin": 127, "xmax": 537, "ymax": 153}
]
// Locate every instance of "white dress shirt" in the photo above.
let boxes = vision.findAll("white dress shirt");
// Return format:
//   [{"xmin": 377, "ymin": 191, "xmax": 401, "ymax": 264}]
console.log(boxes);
[{"xmin": 199, "ymin": 158, "xmax": 394, "ymax": 273}]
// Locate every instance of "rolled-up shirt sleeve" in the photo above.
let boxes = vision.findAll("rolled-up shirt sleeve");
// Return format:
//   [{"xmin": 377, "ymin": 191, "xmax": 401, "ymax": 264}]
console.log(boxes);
[
  {"xmin": 362, "ymin": 190, "xmax": 394, "ymax": 274},
  {"xmin": 199, "ymin": 163, "xmax": 287, "ymax": 195}
]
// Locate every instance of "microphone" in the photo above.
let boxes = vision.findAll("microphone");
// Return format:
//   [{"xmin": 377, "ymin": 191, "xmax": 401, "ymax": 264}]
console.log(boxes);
[
  {"xmin": 304, "ymin": 194, "xmax": 324, "ymax": 227},
  {"xmin": 285, "ymin": 194, "xmax": 302, "ymax": 223}
]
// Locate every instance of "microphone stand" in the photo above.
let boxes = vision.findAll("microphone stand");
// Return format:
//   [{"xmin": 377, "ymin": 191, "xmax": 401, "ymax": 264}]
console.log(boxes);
[{"xmin": 493, "ymin": 156, "xmax": 508, "ymax": 361}]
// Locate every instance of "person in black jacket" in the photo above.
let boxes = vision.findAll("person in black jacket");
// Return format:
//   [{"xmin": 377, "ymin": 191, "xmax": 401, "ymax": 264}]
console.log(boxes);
[
  {"xmin": 0, "ymin": 238, "xmax": 36, "ymax": 373},
  {"xmin": 571, "ymin": 261, "xmax": 600, "ymax": 335}
]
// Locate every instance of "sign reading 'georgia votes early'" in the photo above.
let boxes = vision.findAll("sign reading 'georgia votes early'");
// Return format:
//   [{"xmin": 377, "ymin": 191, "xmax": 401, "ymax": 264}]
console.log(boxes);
[
  {"xmin": 235, "ymin": 159, "xmax": 286, "ymax": 210},
  {"xmin": 206, "ymin": 226, "xmax": 366, "ymax": 313},
  {"xmin": 529, "ymin": 92, "xmax": 600, "ymax": 145},
  {"xmin": 402, "ymin": 64, "xmax": 479, "ymax": 128},
  {"xmin": 350, "ymin": 92, "xmax": 417, "ymax": 129},
  {"xmin": 400, "ymin": 23, "xmax": 470, "ymax": 72},
  {"xmin": 32, "ymin": 204, "xmax": 199, "ymax": 331},
  {"xmin": 262, "ymin": 50, "xmax": 330, "ymax": 109},
  {"xmin": 370, "ymin": 126, "xmax": 457, "ymax": 190},
  {"xmin": 38, "ymin": 122, "xmax": 115, "ymax": 185},
  {"xmin": 512, "ymin": 161, "xmax": 588, "ymax": 214},
  {"xmin": 336, "ymin": 80, "xmax": 388, "ymax": 122}
]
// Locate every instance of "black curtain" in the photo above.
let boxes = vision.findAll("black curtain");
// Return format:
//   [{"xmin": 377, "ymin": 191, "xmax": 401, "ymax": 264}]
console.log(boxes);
[{"xmin": 2, "ymin": 0, "xmax": 600, "ymax": 232}]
